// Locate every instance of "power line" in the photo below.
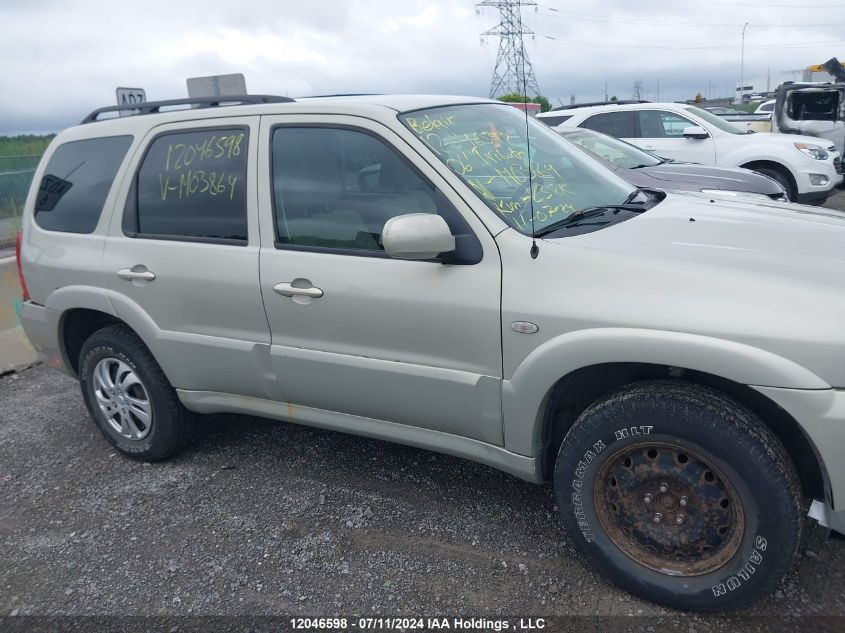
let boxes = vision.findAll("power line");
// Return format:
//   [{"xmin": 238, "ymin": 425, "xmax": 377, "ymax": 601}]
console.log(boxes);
[
  {"xmin": 539, "ymin": 6, "xmax": 845, "ymax": 28},
  {"xmin": 536, "ymin": 35, "xmax": 845, "ymax": 50},
  {"xmin": 648, "ymin": 0, "xmax": 844, "ymax": 7}
]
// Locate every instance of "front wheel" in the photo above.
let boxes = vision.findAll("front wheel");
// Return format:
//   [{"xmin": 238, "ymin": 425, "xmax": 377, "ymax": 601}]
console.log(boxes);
[
  {"xmin": 554, "ymin": 380, "xmax": 802, "ymax": 611},
  {"xmin": 752, "ymin": 166, "xmax": 796, "ymax": 202}
]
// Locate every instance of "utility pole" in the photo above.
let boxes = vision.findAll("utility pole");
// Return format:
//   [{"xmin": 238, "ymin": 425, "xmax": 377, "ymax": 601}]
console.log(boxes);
[
  {"xmin": 656, "ymin": 78, "xmax": 660, "ymax": 102},
  {"xmin": 477, "ymin": 0, "xmax": 541, "ymax": 98},
  {"xmin": 740, "ymin": 22, "xmax": 749, "ymax": 104}
]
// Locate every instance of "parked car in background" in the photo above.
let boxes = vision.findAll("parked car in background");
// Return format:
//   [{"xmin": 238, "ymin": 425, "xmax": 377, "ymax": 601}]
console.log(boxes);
[
  {"xmin": 557, "ymin": 128, "xmax": 787, "ymax": 201},
  {"xmin": 772, "ymin": 82, "xmax": 845, "ymax": 155},
  {"xmin": 538, "ymin": 101, "xmax": 842, "ymax": 203},
  {"xmin": 704, "ymin": 106, "xmax": 745, "ymax": 115},
  {"xmin": 756, "ymin": 99, "xmax": 776, "ymax": 114}
]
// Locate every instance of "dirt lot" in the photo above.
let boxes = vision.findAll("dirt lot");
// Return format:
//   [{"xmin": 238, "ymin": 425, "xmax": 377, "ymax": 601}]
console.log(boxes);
[{"xmin": 1, "ymin": 190, "xmax": 845, "ymax": 631}]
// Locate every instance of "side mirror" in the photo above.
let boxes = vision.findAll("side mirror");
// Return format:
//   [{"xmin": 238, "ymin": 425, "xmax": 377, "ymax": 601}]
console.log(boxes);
[
  {"xmin": 382, "ymin": 213, "xmax": 455, "ymax": 261},
  {"xmin": 683, "ymin": 126, "xmax": 709, "ymax": 139}
]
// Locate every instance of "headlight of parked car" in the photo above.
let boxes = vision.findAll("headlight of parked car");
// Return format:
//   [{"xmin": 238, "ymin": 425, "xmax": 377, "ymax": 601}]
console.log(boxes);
[{"xmin": 794, "ymin": 142, "xmax": 829, "ymax": 160}]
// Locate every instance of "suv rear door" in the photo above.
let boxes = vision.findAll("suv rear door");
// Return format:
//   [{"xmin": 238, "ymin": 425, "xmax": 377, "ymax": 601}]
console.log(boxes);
[
  {"xmin": 256, "ymin": 114, "xmax": 504, "ymax": 445},
  {"xmin": 103, "ymin": 116, "xmax": 274, "ymax": 399}
]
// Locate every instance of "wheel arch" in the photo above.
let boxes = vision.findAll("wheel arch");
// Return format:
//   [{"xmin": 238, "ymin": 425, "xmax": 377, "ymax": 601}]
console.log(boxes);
[
  {"xmin": 535, "ymin": 363, "xmax": 827, "ymax": 505},
  {"xmin": 738, "ymin": 159, "xmax": 798, "ymax": 198},
  {"xmin": 502, "ymin": 328, "xmax": 830, "ymax": 502},
  {"xmin": 60, "ymin": 307, "xmax": 125, "ymax": 377}
]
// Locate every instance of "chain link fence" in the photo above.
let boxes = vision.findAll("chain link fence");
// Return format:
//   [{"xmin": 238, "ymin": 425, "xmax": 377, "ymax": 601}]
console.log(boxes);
[{"xmin": 0, "ymin": 154, "xmax": 40, "ymax": 247}]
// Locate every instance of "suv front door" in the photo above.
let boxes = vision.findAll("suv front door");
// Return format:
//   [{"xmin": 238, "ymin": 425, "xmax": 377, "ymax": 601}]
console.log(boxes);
[
  {"xmin": 256, "ymin": 115, "xmax": 504, "ymax": 445},
  {"xmin": 633, "ymin": 110, "xmax": 716, "ymax": 164}
]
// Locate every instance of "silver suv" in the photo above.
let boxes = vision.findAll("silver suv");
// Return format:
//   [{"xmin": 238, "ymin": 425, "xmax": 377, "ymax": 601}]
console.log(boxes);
[{"xmin": 17, "ymin": 94, "xmax": 845, "ymax": 612}]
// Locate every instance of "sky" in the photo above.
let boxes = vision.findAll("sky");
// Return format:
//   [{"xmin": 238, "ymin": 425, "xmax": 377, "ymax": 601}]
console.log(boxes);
[{"xmin": 1, "ymin": 0, "xmax": 844, "ymax": 134}]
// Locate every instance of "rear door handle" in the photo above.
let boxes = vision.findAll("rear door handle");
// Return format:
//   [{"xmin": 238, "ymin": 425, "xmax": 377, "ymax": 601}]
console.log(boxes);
[
  {"xmin": 117, "ymin": 268, "xmax": 156, "ymax": 282},
  {"xmin": 273, "ymin": 282, "xmax": 323, "ymax": 299}
]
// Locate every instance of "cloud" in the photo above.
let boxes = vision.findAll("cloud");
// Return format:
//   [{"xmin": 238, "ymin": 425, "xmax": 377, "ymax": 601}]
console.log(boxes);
[{"xmin": 1, "ymin": 0, "xmax": 843, "ymax": 133}]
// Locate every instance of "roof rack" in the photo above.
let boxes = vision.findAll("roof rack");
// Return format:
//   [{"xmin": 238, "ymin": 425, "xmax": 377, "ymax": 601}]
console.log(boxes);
[
  {"xmin": 81, "ymin": 94, "xmax": 295, "ymax": 124},
  {"xmin": 550, "ymin": 99, "xmax": 651, "ymax": 111}
]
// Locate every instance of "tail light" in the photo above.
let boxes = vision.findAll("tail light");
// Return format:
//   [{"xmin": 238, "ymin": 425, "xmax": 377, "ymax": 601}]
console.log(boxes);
[{"xmin": 15, "ymin": 229, "xmax": 30, "ymax": 302}]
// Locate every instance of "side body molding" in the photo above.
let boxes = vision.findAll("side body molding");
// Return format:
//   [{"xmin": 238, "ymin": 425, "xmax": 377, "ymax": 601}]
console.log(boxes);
[{"xmin": 502, "ymin": 327, "xmax": 830, "ymax": 456}]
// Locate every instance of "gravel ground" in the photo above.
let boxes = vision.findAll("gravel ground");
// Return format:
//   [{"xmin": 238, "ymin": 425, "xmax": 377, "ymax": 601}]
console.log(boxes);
[
  {"xmin": 1, "ymin": 364, "xmax": 844, "ymax": 629},
  {"xmin": 1, "ymin": 189, "xmax": 844, "ymax": 630}
]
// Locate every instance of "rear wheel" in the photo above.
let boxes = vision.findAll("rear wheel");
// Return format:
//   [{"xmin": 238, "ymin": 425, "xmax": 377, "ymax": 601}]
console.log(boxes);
[
  {"xmin": 554, "ymin": 380, "xmax": 802, "ymax": 611},
  {"xmin": 79, "ymin": 324, "xmax": 193, "ymax": 461}
]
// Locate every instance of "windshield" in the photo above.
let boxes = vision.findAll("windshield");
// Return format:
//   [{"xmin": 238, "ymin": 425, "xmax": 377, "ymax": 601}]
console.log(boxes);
[
  {"xmin": 561, "ymin": 129, "xmax": 663, "ymax": 168},
  {"xmin": 682, "ymin": 105, "xmax": 746, "ymax": 134},
  {"xmin": 399, "ymin": 103, "xmax": 634, "ymax": 235}
]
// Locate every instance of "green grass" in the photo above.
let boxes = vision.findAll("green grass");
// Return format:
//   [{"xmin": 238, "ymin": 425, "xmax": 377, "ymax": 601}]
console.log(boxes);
[{"xmin": 0, "ymin": 134, "xmax": 54, "ymax": 157}]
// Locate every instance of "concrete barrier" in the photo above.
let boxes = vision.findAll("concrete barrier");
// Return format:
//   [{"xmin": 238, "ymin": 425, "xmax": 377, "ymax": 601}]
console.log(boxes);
[{"xmin": 0, "ymin": 256, "xmax": 37, "ymax": 373}]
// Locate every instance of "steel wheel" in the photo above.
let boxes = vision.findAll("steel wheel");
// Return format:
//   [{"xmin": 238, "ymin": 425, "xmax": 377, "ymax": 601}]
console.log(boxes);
[
  {"xmin": 594, "ymin": 442, "xmax": 744, "ymax": 576},
  {"xmin": 92, "ymin": 357, "xmax": 153, "ymax": 441}
]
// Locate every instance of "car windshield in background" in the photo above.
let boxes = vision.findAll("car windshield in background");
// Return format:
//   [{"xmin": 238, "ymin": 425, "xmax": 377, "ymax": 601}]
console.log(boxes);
[
  {"xmin": 682, "ymin": 106, "xmax": 746, "ymax": 134},
  {"xmin": 399, "ymin": 104, "xmax": 634, "ymax": 235},
  {"xmin": 561, "ymin": 129, "xmax": 663, "ymax": 169}
]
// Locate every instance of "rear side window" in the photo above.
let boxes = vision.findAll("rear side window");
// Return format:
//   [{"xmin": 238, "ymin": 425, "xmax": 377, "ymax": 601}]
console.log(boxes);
[
  {"xmin": 125, "ymin": 127, "xmax": 249, "ymax": 243},
  {"xmin": 34, "ymin": 136, "xmax": 132, "ymax": 233},
  {"xmin": 581, "ymin": 111, "xmax": 635, "ymax": 138}
]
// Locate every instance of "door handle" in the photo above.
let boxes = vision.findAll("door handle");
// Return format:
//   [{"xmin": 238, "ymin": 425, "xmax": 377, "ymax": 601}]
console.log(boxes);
[
  {"xmin": 117, "ymin": 268, "xmax": 156, "ymax": 282},
  {"xmin": 274, "ymin": 282, "xmax": 323, "ymax": 299}
]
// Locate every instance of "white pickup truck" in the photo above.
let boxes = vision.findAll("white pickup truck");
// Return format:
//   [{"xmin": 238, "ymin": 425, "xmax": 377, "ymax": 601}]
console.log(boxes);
[{"xmin": 539, "ymin": 101, "xmax": 843, "ymax": 203}]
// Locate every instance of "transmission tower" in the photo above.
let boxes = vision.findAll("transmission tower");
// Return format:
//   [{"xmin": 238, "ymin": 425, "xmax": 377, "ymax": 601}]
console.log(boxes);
[{"xmin": 477, "ymin": 0, "xmax": 541, "ymax": 99}]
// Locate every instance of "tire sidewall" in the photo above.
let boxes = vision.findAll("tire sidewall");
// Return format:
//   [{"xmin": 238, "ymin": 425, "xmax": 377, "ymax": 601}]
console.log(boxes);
[
  {"xmin": 754, "ymin": 167, "xmax": 794, "ymax": 202},
  {"xmin": 80, "ymin": 340, "xmax": 164, "ymax": 458},
  {"xmin": 555, "ymin": 393, "xmax": 794, "ymax": 611}
]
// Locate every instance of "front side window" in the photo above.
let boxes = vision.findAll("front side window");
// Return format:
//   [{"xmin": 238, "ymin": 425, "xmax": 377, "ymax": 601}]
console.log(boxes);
[
  {"xmin": 34, "ymin": 135, "xmax": 132, "ymax": 233},
  {"xmin": 271, "ymin": 126, "xmax": 458, "ymax": 252},
  {"xmin": 128, "ymin": 128, "xmax": 249, "ymax": 242},
  {"xmin": 581, "ymin": 111, "xmax": 636, "ymax": 138},
  {"xmin": 637, "ymin": 111, "xmax": 696, "ymax": 138},
  {"xmin": 399, "ymin": 104, "xmax": 634, "ymax": 235}
]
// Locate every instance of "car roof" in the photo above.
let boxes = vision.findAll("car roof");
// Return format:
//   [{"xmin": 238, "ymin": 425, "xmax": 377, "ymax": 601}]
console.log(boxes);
[
  {"xmin": 538, "ymin": 101, "xmax": 696, "ymax": 120},
  {"xmin": 67, "ymin": 94, "xmax": 500, "ymax": 140}
]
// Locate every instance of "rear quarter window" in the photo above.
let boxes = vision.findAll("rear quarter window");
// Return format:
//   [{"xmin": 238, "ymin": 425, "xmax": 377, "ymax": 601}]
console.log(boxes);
[
  {"xmin": 34, "ymin": 135, "xmax": 133, "ymax": 233},
  {"xmin": 538, "ymin": 115, "xmax": 573, "ymax": 127}
]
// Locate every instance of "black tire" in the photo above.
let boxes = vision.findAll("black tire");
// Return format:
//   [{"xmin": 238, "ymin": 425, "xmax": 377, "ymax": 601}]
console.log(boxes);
[
  {"xmin": 554, "ymin": 380, "xmax": 802, "ymax": 612},
  {"xmin": 79, "ymin": 324, "xmax": 193, "ymax": 461},
  {"xmin": 752, "ymin": 166, "xmax": 796, "ymax": 202}
]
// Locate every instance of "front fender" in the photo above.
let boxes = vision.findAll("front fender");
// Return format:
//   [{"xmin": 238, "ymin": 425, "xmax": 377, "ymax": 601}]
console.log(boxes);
[{"xmin": 502, "ymin": 327, "xmax": 829, "ymax": 456}]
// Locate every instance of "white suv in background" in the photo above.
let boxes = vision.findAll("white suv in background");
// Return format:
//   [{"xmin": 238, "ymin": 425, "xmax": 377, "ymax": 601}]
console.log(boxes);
[{"xmin": 538, "ymin": 102, "xmax": 842, "ymax": 204}]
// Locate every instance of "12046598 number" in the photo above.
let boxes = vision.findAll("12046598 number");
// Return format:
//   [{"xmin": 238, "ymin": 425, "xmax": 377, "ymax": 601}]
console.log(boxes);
[{"xmin": 290, "ymin": 618, "xmax": 349, "ymax": 630}]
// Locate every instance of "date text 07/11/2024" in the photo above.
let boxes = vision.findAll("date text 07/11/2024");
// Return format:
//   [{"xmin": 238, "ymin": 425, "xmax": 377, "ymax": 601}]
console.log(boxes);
[{"xmin": 289, "ymin": 618, "xmax": 548, "ymax": 630}]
